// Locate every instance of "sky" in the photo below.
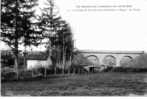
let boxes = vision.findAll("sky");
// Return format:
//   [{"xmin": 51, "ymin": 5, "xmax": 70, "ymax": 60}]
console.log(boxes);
[{"xmin": 1, "ymin": 0, "xmax": 147, "ymax": 52}]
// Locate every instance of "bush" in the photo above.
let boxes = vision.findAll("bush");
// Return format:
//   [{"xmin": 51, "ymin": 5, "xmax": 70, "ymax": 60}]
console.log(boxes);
[
  {"xmin": 1, "ymin": 67, "xmax": 17, "ymax": 81},
  {"xmin": 19, "ymin": 70, "xmax": 34, "ymax": 79},
  {"xmin": 103, "ymin": 66, "xmax": 113, "ymax": 72},
  {"xmin": 36, "ymin": 67, "xmax": 54, "ymax": 75},
  {"xmin": 132, "ymin": 54, "xmax": 147, "ymax": 69},
  {"xmin": 111, "ymin": 67, "xmax": 147, "ymax": 72},
  {"xmin": 70, "ymin": 65, "xmax": 89, "ymax": 74},
  {"xmin": 72, "ymin": 52, "xmax": 92, "ymax": 66}
]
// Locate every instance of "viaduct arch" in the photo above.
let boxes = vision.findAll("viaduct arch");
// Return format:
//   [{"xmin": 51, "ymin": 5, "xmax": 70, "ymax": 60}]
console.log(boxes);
[{"xmin": 79, "ymin": 50, "xmax": 144, "ymax": 67}]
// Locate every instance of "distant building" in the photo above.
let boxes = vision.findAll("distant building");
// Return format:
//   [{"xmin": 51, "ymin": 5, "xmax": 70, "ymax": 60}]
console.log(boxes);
[
  {"xmin": 1, "ymin": 50, "xmax": 52, "ymax": 70},
  {"xmin": 26, "ymin": 51, "xmax": 52, "ymax": 70}
]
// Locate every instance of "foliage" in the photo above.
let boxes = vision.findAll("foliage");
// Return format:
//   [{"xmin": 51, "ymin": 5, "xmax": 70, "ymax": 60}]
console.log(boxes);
[
  {"xmin": 72, "ymin": 51, "xmax": 92, "ymax": 66},
  {"xmin": 1, "ymin": 51, "xmax": 14, "ymax": 67},
  {"xmin": 38, "ymin": 0, "xmax": 74, "ymax": 68},
  {"xmin": 19, "ymin": 70, "xmax": 34, "ymax": 79},
  {"xmin": 1, "ymin": 50, "xmax": 26, "ymax": 69},
  {"xmin": 1, "ymin": 0, "xmax": 41, "ymax": 48},
  {"xmin": 1, "ymin": 67, "xmax": 17, "ymax": 81},
  {"xmin": 132, "ymin": 54, "xmax": 147, "ymax": 68},
  {"xmin": 110, "ymin": 67, "xmax": 147, "ymax": 72},
  {"xmin": 1, "ymin": 0, "xmax": 42, "ymax": 78}
]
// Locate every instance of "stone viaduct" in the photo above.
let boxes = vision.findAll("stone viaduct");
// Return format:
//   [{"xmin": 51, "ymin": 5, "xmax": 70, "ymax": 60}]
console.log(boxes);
[{"xmin": 79, "ymin": 50, "xmax": 145, "ymax": 67}]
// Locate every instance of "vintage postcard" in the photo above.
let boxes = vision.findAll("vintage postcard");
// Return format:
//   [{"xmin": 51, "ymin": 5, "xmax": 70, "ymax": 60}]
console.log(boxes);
[{"xmin": 1, "ymin": 0, "xmax": 147, "ymax": 96}]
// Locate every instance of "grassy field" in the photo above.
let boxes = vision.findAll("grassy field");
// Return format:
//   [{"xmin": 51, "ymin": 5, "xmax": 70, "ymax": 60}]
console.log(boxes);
[{"xmin": 1, "ymin": 72, "xmax": 147, "ymax": 96}]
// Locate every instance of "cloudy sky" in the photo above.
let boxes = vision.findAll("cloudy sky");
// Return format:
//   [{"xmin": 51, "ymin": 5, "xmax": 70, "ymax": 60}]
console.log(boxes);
[{"xmin": 1, "ymin": 0, "xmax": 147, "ymax": 52}]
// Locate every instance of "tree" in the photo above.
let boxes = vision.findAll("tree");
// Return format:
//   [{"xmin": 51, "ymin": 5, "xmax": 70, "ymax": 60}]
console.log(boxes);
[
  {"xmin": 1, "ymin": 0, "xmax": 40, "ymax": 79},
  {"xmin": 55, "ymin": 21, "xmax": 74, "ymax": 72},
  {"xmin": 133, "ymin": 54, "xmax": 147, "ymax": 68},
  {"xmin": 20, "ymin": 3, "xmax": 43, "ymax": 69},
  {"xmin": 37, "ymin": 0, "xmax": 61, "ymax": 73},
  {"xmin": 38, "ymin": 0, "xmax": 74, "ymax": 74}
]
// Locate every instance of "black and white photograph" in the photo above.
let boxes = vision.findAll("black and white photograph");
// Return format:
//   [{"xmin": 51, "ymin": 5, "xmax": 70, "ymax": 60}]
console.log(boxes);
[{"xmin": 1, "ymin": 0, "xmax": 147, "ymax": 96}]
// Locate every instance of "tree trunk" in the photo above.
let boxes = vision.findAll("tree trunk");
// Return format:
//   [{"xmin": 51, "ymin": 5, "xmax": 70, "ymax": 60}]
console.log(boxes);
[
  {"xmin": 44, "ymin": 68, "xmax": 47, "ymax": 78},
  {"xmin": 23, "ymin": 53, "xmax": 27, "ymax": 70},
  {"xmin": 72, "ymin": 67, "xmax": 75, "ymax": 75},
  {"xmin": 23, "ymin": 56, "xmax": 26, "ymax": 69},
  {"xmin": 54, "ymin": 66, "xmax": 56, "ymax": 75},
  {"xmin": 62, "ymin": 56, "xmax": 65, "ymax": 74},
  {"xmin": 62, "ymin": 63, "xmax": 64, "ymax": 74},
  {"xmin": 68, "ymin": 56, "xmax": 72, "ymax": 74},
  {"xmin": 14, "ymin": 0, "xmax": 19, "ymax": 80},
  {"xmin": 79, "ymin": 68, "xmax": 81, "ymax": 74},
  {"xmin": 14, "ymin": 55, "xmax": 19, "ymax": 80},
  {"xmin": 23, "ymin": 47, "xmax": 27, "ymax": 69},
  {"xmin": 31, "ymin": 70, "xmax": 34, "ymax": 78}
]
